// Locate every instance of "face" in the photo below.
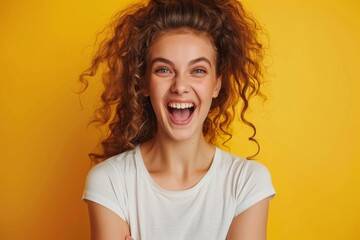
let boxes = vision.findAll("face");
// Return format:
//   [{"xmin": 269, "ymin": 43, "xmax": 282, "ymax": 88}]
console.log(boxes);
[{"xmin": 145, "ymin": 30, "xmax": 221, "ymax": 142}]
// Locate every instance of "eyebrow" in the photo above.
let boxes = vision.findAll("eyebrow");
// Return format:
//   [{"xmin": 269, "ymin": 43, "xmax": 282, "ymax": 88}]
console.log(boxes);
[{"xmin": 150, "ymin": 57, "xmax": 212, "ymax": 68}]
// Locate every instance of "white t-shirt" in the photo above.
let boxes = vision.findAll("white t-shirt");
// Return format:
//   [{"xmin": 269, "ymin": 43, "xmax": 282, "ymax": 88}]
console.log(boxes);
[{"xmin": 83, "ymin": 146, "xmax": 276, "ymax": 240}]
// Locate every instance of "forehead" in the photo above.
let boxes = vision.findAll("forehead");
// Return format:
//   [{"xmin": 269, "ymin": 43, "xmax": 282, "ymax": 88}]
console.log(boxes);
[{"xmin": 147, "ymin": 29, "xmax": 217, "ymax": 64}]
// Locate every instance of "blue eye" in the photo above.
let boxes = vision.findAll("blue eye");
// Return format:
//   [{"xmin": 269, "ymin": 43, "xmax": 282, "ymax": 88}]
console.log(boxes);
[
  {"xmin": 193, "ymin": 69, "xmax": 206, "ymax": 74},
  {"xmin": 155, "ymin": 68, "xmax": 170, "ymax": 74}
]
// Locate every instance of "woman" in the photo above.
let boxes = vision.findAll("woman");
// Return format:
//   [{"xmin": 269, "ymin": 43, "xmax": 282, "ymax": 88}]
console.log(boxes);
[{"xmin": 81, "ymin": 0, "xmax": 276, "ymax": 239}]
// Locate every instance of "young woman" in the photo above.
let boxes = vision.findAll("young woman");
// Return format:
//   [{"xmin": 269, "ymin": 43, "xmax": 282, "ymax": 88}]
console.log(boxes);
[{"xmin": 81, "ymin": 0, "xmax": 276, "ymax": 239}]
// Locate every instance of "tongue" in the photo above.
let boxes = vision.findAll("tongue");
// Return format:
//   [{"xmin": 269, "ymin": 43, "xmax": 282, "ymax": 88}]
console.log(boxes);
[{"xmin": 171, "ymin": 108, "xmax": 191, "ymax": 121}]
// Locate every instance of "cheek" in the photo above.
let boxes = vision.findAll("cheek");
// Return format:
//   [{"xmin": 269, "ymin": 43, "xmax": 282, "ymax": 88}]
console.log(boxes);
[
  {"xmin": 148, "ymin": 80, "xmax": 169, "ymax": 100},
  {"xmin": 197, "ymin": 82, "xmax": 216, "ymax": 98}
]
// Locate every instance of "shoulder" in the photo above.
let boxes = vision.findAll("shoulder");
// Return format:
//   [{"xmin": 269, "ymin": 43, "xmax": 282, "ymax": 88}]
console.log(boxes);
[
  {"xmin": 216, "ymin": 148, "xmax": 275, "ymax": 200},
  {"xmin": 83, "ymin": 148, "xmax": 137, "ymax": 221},
  {"xmin": 86, "ymin": 148, "xmax": 137, "ymax": 183},
  {"xmin": 218, "ymin": 148, "xmax": 272, "ymax": 178},
  {"xmin": 216, "ymin": 149, "xmax": 276, "ymax": 215}
]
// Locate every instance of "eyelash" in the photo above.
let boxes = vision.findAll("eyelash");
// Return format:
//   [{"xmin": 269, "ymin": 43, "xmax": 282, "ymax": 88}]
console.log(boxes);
[
  {"xmin": 193, "ymin": 69, "xmax": 206, "ymax": 74},
  {"xmin": 154, "ymin": 68, "xmax": 171, "ymax": 74}
]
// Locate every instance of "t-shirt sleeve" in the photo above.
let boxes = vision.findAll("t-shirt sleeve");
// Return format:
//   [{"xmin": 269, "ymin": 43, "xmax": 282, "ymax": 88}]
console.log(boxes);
[
  {"xmin": 235, "ymin": 161, "xmax": 276, "ymax": 216},
  {"xmin": 82, "ymin": 161, "xmax": 128, "ymax": 222}
]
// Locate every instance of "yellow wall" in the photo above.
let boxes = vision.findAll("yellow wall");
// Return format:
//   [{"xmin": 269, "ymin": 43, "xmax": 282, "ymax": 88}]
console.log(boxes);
[{"xmin": 1, "ymin": 0, "xmax": 359, "ymax": 239}]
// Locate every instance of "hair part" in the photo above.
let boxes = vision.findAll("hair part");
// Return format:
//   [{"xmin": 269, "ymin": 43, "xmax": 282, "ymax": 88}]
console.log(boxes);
[{"xmin": 79, "ymin": 0, "xmax": 267, "ymax": 163}]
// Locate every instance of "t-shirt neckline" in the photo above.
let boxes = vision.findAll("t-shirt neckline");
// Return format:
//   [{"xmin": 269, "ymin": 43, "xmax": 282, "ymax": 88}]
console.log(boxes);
[{"xmin": 134, "ymin": 145, "xmax": 221, "ymax": 197}]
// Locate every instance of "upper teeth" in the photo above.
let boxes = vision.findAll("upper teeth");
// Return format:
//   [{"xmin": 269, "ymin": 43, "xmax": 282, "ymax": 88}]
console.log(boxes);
[{"xmin": 168, "ymin": 102, "xmax": 194, "ymax": 109}]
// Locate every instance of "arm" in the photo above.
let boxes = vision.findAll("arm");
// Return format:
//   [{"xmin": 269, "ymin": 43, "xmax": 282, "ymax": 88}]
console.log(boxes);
[
  {"xmin": 226, "ymin": 197, "xmax": 271, "ymax": 240},
  {"xmin": 87, "ymin": 200, "xmax": 131, "ymax": 240}
]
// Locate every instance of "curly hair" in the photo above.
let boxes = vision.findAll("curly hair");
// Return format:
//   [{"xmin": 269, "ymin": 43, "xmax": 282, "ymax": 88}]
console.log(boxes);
[{"xmin": 79, "ymin": 0, "xmax": 267, "ymax": 163}]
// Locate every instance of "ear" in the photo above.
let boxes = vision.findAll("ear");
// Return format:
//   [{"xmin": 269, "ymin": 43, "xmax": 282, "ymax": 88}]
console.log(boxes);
[{"xmin": 212, "ymin": 76, "xmax": 222, "ymax": 98}]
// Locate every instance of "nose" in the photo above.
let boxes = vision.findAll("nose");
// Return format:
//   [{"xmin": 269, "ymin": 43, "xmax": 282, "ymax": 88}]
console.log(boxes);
[{"xmin": 170, "ymin": 74, "xmax": 190, "ymax": 95}]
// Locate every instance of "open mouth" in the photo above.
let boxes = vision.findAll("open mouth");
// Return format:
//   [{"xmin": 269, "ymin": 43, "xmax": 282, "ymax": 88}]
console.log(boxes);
[{"xmin": 167, "ymin": 102, "xmax": 196, "ymax": 122}]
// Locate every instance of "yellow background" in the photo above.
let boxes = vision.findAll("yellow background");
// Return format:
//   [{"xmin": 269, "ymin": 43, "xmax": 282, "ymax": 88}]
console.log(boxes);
[{"xmin": 1, "ymin": 0, "xmax": 359, "ymax": 239}]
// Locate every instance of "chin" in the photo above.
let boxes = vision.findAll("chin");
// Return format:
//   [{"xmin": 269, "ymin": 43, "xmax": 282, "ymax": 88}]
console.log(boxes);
[{"xmin": 162, "ymin": 127, "xmax": 203, "ymax": 143}]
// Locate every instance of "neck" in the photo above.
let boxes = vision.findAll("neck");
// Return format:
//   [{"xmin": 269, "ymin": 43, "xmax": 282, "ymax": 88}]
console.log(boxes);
[{"xmin": 140, "ymin": 132, "xmax": 215, "ymax": 172}]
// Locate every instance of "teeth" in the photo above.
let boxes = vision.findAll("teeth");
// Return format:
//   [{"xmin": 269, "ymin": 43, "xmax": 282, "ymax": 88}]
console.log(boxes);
[{"xmin": 168, "ymin": 102, "xmax": 194, "ymax": 109}]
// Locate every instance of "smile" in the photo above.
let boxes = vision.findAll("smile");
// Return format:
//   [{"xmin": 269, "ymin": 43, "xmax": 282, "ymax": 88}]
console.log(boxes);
[{"xmin": 167, "ymin": 102, "xmax": 196, "ymax": 124}]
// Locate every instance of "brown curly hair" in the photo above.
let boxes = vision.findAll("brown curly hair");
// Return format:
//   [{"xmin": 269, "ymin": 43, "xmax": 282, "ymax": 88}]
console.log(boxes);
[{"xmin": 79, "ymin": 0, "xmax": 267, "ymax": 163}]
